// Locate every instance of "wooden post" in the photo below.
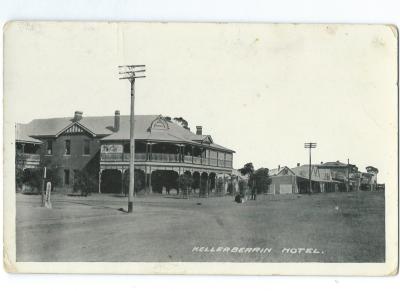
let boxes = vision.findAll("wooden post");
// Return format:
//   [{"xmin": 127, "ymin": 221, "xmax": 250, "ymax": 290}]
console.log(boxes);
[
  {"xmin": 41, "ymin": 166, "xmax": 46, "ymax": 207},
  {"xmin": 144, "ymin": 166, "xmax": 148, "ymax": 194},
  {"xmin": 149, "ymin": 143, "xmax": 153, "ymax": 161},
  {"xmin": 199, "ymin": 174, "xmax": 202, "ymax": 197},
  {"xmin": 308, "ymin": 147, "xmax": 312, "ymax": 194},
  {"xmin": 207, "ymin": 174, "xmax": 210, "ymax": 197},
  {"xmin": 98, "ymin": 170, "xmax": 102, "ymax": 194},
  {"xmin": 223, "ymin": 174, "xmax": 226, "ymax": 195},
  {"xmin": 128, "ymin": 79, "xmax": 135, "ymax": 213},
  {"xmin": 148, "ymin": 168, "xmax": 152, "ymax": 194},
  {"xmin": 347, "ymin": 158, "xmax": 350, "ymax": 192},
  {"xmin": 121, "ymin": 170, "xmax": 124, "ymax": 196},
  {"xmin": 119, "ymin": 64, "xmax": 146, "ymax": 211}
]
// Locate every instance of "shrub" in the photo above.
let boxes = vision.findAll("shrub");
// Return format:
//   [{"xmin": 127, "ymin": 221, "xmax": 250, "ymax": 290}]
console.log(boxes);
[
  {"xmin": 123, "ymin": 170, "xmax": 146, "ymax": 194},
  {"xmin": 15, "ymin": 167, "xmax": 24, "ymax": 191},
  {"xmin": 216, "ymin": 177, "xmax": 224, "ymax": 193},
  {"xmin": 178, "ymin": 174, "xmax": 193, "ymax": 196},
  {"xmin": 73, "ymin": 170, "xmax": 97, "ymax": 196},
  {"xmin": 227, "ymin": 182, "xmax": 234, "ymax": 194}
]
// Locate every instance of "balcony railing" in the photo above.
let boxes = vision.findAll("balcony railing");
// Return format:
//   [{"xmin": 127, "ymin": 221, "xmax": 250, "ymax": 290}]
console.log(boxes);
[
  {"xmin": 101, "ymin": 152, "xmax": 232, "ymax": 168},
  {"xmin": 18, "ymin": 153, "xmax": 41, "ymax": 161},
  {"xmin": 16, "ymin": 153, "xmax": 41, "ymax": 167},
  {"xmin": 101, "ymin": 153, "xmax": 147, "ymax": 162}
]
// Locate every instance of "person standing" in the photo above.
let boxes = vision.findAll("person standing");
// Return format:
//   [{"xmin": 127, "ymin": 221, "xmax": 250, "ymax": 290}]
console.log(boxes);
[{"xmin": 45, "ymin": 180, "xmax": 52, "ymax": 209}]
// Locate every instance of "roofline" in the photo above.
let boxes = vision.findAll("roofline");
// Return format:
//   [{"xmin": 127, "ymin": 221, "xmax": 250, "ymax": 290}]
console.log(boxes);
[{"xmin": 16, "ymin": 139, "xmax": 43, "ymax": 144}]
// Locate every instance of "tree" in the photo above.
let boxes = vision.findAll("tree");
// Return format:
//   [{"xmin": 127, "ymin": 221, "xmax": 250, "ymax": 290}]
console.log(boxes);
[
  {"xmin": 252, "ymin": 168, "xmax": 271, "ymax": 194},
  {"xmin": 366, "ymin": 166, "xmax": 379, "ymax": 173},
  {"xmin": 239, "ymin": 162, "xmax": 255, "ymax": 194},
  {"xmin": 239, "ymin": 162, "xmax": 255, "ymax": 176},
  {"xmin": 173, "ymin": 117, "xmax": 190, "ymax": 130}
]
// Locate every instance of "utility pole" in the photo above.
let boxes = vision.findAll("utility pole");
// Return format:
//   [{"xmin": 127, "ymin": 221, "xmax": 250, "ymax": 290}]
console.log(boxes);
[
  {"xmin": 304, "ymin": 142, "xmax": 317, "ymax": 194},
  {"xmin": 119, "ymin": 65, "xmax": 146, "ymax": 213},
  {"xmin": 347, "ymin": 158, "xmax": 350, "ymax": 192}
]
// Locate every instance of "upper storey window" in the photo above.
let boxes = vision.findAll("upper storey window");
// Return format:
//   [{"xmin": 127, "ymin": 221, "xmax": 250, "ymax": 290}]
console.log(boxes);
[
  {"xmin": 65, "ymin": 140, "xmax": 71, "ymax": 155},
  {"xmin": 47, "ymin": 140, "xmax": 53, "ymax": 155},
  {"xmin": 83, "ymin": 140, "xmax": 90, "ymax": 155}
]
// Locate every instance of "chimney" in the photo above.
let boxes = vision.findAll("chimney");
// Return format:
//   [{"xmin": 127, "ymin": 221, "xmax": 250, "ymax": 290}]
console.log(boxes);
[
  {"xmin": 278, "ymin": 165, "xmax": 280, "ymax": 171},
  {"xmin": 196, "ymin": 126, "xmax": 203, "ymax": 135},
  {"xmin": 297, "ymin": 163, "xmax": 300, "ymax": 167},
  {"xmin": 321, "ymin": 161, "xmax": 323, "ymax": 164},
  {"xmin": 114, "ymin": 110, "xmax": 120, "ymax": 132},
  {"xmin": 73, "ymin": 111, "xmax": 83, "ymax": 122}
]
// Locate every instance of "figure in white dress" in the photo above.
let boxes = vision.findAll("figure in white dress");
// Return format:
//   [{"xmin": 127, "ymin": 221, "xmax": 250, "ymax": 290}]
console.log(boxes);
[{"xmin": 45, "ymin": 181, "xmax": 52, "ymax": 209}]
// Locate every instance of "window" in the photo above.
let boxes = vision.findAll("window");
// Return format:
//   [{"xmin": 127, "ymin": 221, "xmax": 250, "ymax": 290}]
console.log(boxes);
[
  {"xmin": 65, "ymin": 140, "xmax": 71, "ymax": 155},
  {"xmin": 47, "ymin": 140, "xmax": 53, "ymax": 155},
  {"xmin": 73, "ymin": 169, "xmax": 79, "ymax": 184},
  {"xmin": 83, "ymin": 140, "xmax": 90, "ymax": 155},
  {"xmin": 64, "ymin": 169, "xmax": 70, "ymax": 185}
]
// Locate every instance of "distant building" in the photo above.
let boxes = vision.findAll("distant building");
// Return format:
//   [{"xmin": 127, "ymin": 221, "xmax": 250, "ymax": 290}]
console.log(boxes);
[
  {"xmin": 268, "ymin": 164, "xmax": 339, "ymax": 194},
  {"xmin": 268, "ymin": 161, "xmax": 379, "ymax": 194},
  {"xmin": 16, "ymin": 111, "xmax": 234, "ymax": 194},
  {"xmin": 318, "ymin": 161, "xmax": 354, "ymax": 191}
]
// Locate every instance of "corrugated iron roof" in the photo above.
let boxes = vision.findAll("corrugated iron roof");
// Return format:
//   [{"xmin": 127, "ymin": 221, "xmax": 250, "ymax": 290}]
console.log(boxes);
[
  {"xmin": 15, "ymin": 124, "xmax": 43, "ymax": 144},
  {"xmin": 319, "ymin": 161, "xmax": 349, "ymax": 168},
  {"xmin": 16, "ymin": 114, "xmax": 234, "ymax": 152}
]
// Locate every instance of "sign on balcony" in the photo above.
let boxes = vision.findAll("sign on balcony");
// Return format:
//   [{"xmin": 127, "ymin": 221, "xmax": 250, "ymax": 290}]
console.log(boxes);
[{"xmin": 101, "ymin": 144, "xmax": 123, "ymax": 153}]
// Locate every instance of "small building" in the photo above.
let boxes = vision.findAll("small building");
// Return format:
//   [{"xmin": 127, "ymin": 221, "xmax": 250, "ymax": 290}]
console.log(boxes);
[
  {"xmin": 360, "ymin": 166, "xmax": 379, "ymax": 190},
  {"xmin": 267, "ymin": 166, "xmax": 298, "ymax": 194},
  {"xmin": 268, "ymin": 164, "xmax": 340, "ymax": 194}
]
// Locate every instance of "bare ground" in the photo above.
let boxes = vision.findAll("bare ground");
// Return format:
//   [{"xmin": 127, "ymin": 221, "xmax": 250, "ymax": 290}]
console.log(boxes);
[{"xmin": 16, "ymin": 191, "xmax": 385, "ymax": 262}]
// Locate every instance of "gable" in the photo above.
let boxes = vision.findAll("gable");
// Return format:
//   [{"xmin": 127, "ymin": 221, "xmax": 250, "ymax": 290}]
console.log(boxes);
[
  {"xmin": 149, "ymin": 116, "xmax": 169, "ymax": 131},
  {"xmin": 278, "ymin": 167, "xmax": 295, "ymax": 176},
  {"xmin": 56, "ymin": 122, "xmax": 96, "ymax": 137},
  {"xmin": 202, "ymin": 135, "xmax": 213, "ymax": 144}
]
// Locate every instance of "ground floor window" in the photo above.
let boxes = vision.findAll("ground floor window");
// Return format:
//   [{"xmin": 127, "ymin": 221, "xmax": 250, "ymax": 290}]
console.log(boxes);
[{"xmin": 64, "ymin": 169, "xmax": 70, "ymax": 185}]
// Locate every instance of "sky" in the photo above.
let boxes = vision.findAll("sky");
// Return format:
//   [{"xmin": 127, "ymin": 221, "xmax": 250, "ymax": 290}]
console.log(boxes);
[{"xmin": 4, "ymin": 22, "xmax": 397, "ymax": 183}]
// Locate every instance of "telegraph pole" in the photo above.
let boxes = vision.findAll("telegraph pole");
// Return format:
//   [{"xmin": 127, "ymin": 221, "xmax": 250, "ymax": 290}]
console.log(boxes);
[
  {"xmin": 347, "ymin": 158, "xmax": 350, "ymax": 192},
  {"xmin": 119, "ymin": 65, "xmax": 146, "ymax": 213},
  {"xmin": 304, "ymin": 142, "xmax": 317, "ymax": 194}
]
